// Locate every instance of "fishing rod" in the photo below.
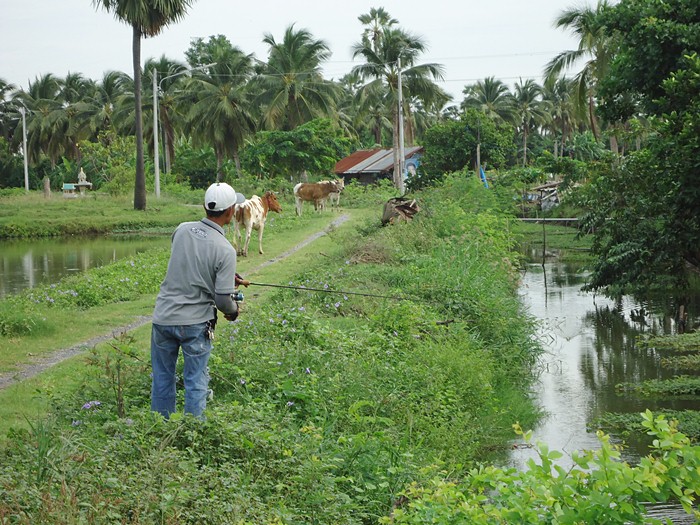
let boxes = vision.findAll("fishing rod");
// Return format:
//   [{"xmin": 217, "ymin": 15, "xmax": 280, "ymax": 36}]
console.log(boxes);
[{"xmin": 246, "ymin": 281, "xmax": 412, "ymax": 302}]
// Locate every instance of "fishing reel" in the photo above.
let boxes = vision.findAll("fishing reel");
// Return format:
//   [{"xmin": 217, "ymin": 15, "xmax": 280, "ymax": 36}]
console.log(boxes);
[{"xmin": 232, "ymin": 291, "xmax": 244, "ymax": 302}]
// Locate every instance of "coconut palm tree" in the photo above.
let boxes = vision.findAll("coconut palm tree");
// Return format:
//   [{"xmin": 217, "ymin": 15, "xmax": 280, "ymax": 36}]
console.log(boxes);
[
  {"xmin": 544, "ymin": 1, "xmax": 615, "ymax": 141},
  {"xmin": 87, "ymin": 70, "xmax": 132, "ymax": 138},
  {"xmin": 255, "ymin": 25, "xmax": 340, "ymax": 131},
  {"xmin": 351, "ymin": 26, "xmax": 446, "ymax": 190},
  {"xmin": 461, "ymin": 76, "xmax": 515, "ymax": 123},
  {"xmin": 541, "ymin": 76, "xmax": 577, "ymax": 157},
  {"xmin": 16, "ymin": 74, "xmax": 65, "ymax": 168},
  {"xmin": 511, "ymin": 78, "xmax": 547, "ymax": 166},
  {"xmin": 181, "ymin": 51, "xmax": 256, "ymax": 178},
  {"xmin": 92, "ymin": 0, "xmax": 195, "ymax": 210}
]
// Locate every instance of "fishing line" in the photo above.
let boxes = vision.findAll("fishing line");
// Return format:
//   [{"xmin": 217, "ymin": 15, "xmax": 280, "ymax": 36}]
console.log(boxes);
[{"xmin": 247, "ymin": 281, "xmax": 411, "ymax": 302}]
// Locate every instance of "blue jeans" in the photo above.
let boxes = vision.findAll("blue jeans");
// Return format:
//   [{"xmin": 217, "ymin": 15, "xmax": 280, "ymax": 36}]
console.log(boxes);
[{"xmin": 151, "ymin": 323, "xmax": 212, "ymax": 418}]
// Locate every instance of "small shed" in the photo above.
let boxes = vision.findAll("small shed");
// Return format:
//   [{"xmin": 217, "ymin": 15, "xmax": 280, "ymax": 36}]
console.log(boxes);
[
  {"xmin": 62, "ymin": 183, "xmax": 77, "ymax": 198},
  {"xmin": 334, "ymin": 147, "xmax": 424, "ymax": 185}
]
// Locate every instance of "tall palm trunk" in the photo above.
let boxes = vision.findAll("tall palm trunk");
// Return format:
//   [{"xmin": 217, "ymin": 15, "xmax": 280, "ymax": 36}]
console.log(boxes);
[
  {"xmin": 132, "ymin": 25, "xmax": 146, "ymax": 210},
  {"xmin": 215, "ymin": 147, "xmax": 224, "ymax": 182},
  {"xmin": 588, "ymin": 94, "xmax": 599, "ymax": 141}
]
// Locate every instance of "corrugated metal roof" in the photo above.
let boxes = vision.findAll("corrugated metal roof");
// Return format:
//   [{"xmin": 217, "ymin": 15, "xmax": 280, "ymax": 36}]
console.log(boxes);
[
  {"xmin": 333, "ymin": 149, "xmax": 380, "ymax": 174},
  {"xmin": 335, "ymin": 147, "xmax": 423, "ymax": 175}
]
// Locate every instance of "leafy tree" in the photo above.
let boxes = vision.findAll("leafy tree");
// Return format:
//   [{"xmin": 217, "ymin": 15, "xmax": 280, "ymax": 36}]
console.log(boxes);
[
  {"xmin": 78, "ymin": 130, "xmax": 136, "ymax": 193},
  {"xmin": 241, "ymin": 118, "xmax": 356, "ymax": 180},
  {"xmin": 416, "ymin": 109, "xmax": 515, "ymax": 188},
  {"xmin": 92, "ymin": 0, "xmax": 195, "ymax": 210},
  {"xmin": 171, "ymin": 143, "xmax": 217, "ymax": 189},
  {"xmin": 574, "ymin": 0, "xmax": 700, "ymax": 296},
  {"xmin": 598, "ymin": 0, "xmax": 700, "ymax": 119},
  {"xmin": 0, "ymin": 137, "xmax": 24, "ymax": 188}
]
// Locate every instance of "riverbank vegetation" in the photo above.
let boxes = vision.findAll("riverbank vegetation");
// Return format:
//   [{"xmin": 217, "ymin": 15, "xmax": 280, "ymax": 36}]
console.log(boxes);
[
  {"xmin": 1, "ymin": 176, "xmax": 700, "ymax": 523},
  {"xmin": 0, "ymin": 175, "xmax": 544, "ymax": 522},
  {"xmin": 0, "ymin": 0, "xmax": 698, "ymax": 520}
]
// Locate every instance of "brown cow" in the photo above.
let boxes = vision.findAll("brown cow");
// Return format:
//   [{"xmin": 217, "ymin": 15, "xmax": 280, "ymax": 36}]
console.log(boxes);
[
  {"xmin": 233, "ymin": 191, "xmax": 282, "ymax": 256},
  {"xmin": 294, "ymin": 180, "xmax": 343, "ymax": 216}
]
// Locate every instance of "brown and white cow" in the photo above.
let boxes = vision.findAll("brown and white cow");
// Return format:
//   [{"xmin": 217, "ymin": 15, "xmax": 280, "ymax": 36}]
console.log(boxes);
[
  {"xmin": 293, "ymin": 180, "xmax": 343, "ymax": 216},
  {"xmin": 233, "ymin": 191, "xmax": 282, "ymax": 256},
  {"xmin": 317, "ymin": 178, "xmax": 345, "ymax": 211}
]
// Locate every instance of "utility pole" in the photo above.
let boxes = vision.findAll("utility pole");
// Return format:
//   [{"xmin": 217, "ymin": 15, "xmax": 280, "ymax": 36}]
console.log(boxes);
[
  {"xmin": 19, "ymin": 106, "xmax": 29, "ymax": 192},
  {"xmin": 152, "ymin": 69, "xmax": 160, "ymax": 198},
  {"xmin": 397, "ymin": 56, "xmax": 405, "ymax": 195}
]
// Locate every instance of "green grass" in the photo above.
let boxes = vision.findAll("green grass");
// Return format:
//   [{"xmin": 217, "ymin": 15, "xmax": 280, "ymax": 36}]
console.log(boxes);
[
  {"xmin": 6, "ymin": 177, "xmax": 697, "ymax": 524},
  {"xmin": 0, "ymin": 207, "xmax": 379, "ymax": 435},
  {"xmin": 0, "ymin": 192, "xmax": 204, "ymax": 238}
]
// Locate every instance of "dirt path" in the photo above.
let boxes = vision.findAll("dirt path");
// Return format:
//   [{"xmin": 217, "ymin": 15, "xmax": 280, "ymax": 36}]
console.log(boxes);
[{"xmin": 0, "ymin": 214, "xmax": 350, "ymax": 390}]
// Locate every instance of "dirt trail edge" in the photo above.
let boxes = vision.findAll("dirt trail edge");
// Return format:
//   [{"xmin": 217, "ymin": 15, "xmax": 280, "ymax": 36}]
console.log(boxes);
[{"xmin": 0, "ymin": 214, "xmax": 350, "ymax": 390}]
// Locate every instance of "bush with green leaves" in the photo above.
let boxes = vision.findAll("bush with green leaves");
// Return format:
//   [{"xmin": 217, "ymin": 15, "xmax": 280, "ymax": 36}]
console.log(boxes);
[{"xmin": 384, "ymin": 412, "xmax": 700, "ymax": 525}]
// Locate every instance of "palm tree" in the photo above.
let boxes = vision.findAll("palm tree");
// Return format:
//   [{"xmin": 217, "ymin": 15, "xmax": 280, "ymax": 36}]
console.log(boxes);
[
  {"xmin": 511, "ymin": 78, "xmax": 547, "ymax": 166},
  {"xmin": 182, "ymin": 52, "xmax": 256, "ymax": 178},
  {"xmin": 92, "ymin": 0, "xmax": 195, "ymax": 210},
  {"xmin": 16, "ymin": 74, "xmax": 64, "ymax": 168},
  {"xmin": 544, "ymin": 1, "xmax": 614, "ymax": 141},
  {"xmin": 541, "ymin": 76, "xmax": 577, "ymax": 157},
  {"xmin": 255, "ymin": 25, "xmax": 339, "ymax": 131},
  {"xmin": 87, "ymin": 70, "xmax": 132, "ymax": 138},
  {"xmin": 358, "ymin": 7, "xmax": 398, "ymax": 53},
  {"xmin": 351, "ymin": 27, "xmax": 446, "ymax": 189},
  {"xmin": 461, "ymin": 77, "xmax": 515, "ymax": 123}
]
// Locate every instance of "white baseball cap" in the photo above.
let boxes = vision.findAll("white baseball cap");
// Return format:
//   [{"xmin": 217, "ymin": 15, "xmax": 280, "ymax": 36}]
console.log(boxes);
[{"xmin": 204, "ymin": 183, "xmax": 246, "ymax": 211}]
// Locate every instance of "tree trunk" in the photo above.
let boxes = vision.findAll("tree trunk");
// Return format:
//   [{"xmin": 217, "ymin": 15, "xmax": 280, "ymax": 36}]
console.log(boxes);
[
  {"xmin": 43, "ymin": 176, "xmax": 51, "ymax": 198},
  {"xmin": 522, "ymin": 127, "xmax": 528, "ymax": 166},
  {"xmin": 610, "ymin": 134, "xmax": 619, "ymax": 155},
  {"xmin": 233, "ymin": 145, "xmax": 241, "ymax": 176},
  {"xmin": 132, "ymin": 25, "xmax": 146, "ymax": 211},
  {"xmin": 588, "ymin": 94, "xmax": 599, "ymax": 141},
  {"xmin": 392, "ymin": 108, "xmax": 401, "ymax": 189},
  {"xmin": 216, "ymin": 147, "xmax": 223, "ymax": 182}
]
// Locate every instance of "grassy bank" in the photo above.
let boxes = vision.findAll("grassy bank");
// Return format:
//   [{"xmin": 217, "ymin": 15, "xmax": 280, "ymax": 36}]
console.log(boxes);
[
  {"xmin": 0, "ymin": 176, "xmax": 542, "ymax": 523},
  {"xmin": 0, "ymin": 192, "xmax": 205, "ymax": 238}
]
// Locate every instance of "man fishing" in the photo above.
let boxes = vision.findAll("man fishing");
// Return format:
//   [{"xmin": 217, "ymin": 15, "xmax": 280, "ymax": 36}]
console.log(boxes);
[{"xmin": 150, "ymin": 182, "xmax": 245, "ymax": 418}]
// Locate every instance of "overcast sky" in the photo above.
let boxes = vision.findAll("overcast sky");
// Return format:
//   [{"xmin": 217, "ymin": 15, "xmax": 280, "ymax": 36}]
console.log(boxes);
[{"xmin": 0, "ymin": 0, "xmax": 583, "ymax": 104}]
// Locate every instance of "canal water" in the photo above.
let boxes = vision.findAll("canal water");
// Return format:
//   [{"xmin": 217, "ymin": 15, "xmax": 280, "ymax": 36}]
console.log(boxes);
[
  {"xmin": 510, "ymin": 255, "xmax": 700, "ymax": 523},
  {"xmin": 0, "ymin": 235, "xmax": 171, "ymax": 299}
]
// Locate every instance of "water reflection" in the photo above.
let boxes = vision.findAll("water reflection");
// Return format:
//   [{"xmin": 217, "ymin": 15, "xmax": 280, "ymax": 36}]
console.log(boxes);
[
  {"xmin": 0, "ymin": 235, "xmax": 171, "ymax": 298},
  {"xmin": 511, "ymin": 259, "xmax": 700, "ymax": 472}
]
